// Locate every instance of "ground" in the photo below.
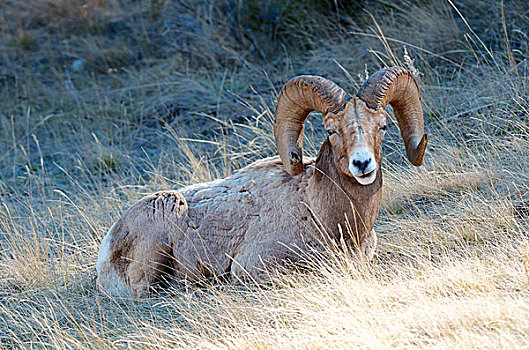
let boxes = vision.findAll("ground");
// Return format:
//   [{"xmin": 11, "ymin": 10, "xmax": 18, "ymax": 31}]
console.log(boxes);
[{"xmin": 1, "ymin": 0, "xmax": 529, "ymax": 348}]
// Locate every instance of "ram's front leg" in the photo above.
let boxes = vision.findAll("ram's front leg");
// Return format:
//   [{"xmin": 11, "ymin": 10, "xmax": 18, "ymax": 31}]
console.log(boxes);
[
  {"xmin": 360, "ymin": 229, "xmax": 377, "ymax": 261},
  {"xmin": 229, "ymin": 238, "xmax": 308, "ymax": 280}
]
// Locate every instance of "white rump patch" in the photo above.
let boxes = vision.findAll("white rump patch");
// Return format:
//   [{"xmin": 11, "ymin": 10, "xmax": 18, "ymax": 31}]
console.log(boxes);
[
  {"xmin": 96, "ymin": 223, "xmax": 133, "ymax": 298},
  {"xmin": 95, "ymin": 223, "xmax": 114, "ymax": 275}
]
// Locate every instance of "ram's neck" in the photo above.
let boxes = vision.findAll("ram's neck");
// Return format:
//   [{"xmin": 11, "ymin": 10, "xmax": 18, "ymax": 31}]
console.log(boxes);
[{"xmin": 306, "ymin": 139, "xmax": 383, "ymax": 244}]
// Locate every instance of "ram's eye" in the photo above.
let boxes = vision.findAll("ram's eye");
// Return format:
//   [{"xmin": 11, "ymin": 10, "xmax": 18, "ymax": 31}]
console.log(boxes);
[
  {"xmin": 327, "ymin": 129, "xmax": 336, "ymax": 136},
  {"xmin": 379, "ymin": 125, "xmax": 387, "ymax": 131}
]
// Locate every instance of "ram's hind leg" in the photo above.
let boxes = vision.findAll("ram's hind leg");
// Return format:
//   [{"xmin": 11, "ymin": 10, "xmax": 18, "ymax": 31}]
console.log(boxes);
[
  {"xmin": 96, "ymin": 191, "xmax": 188, "ymax": 297},
  {"xmin": 124, "ymin": 235, "xmax": 174, "ymax": 297}
]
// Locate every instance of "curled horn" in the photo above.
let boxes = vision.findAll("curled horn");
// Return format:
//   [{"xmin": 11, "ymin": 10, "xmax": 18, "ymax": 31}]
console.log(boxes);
[
  {"xmin": 274, "ymin": 75, "xmax": 351, "ymax": 175},
  {"xmin": 357, "ymin": 67, "xmax": 429, "ymax": 166}
]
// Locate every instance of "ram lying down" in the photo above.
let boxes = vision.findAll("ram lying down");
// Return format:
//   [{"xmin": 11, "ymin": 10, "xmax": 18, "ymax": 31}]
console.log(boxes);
[{"xmin": 97, "ymin": 67, "xmax": 429, "ymax": 297}]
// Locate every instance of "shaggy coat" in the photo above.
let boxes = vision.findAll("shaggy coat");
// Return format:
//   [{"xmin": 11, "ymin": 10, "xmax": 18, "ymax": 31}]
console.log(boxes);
[
  {"xmin": 97, "ymin": 67, "xmax": 427, "ymax": 297},
  {"xmin": 97, "ymin": 140, "xmax": 380, "ymax": 297}
]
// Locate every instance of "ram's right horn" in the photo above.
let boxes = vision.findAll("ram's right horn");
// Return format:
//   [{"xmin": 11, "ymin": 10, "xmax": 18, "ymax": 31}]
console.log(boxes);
[{"xmin": 357, "ymin": 67, "xmax": 428, "ymax": 166}]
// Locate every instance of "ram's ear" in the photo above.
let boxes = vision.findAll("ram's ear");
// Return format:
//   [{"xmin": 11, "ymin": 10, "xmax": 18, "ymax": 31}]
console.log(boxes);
[
  {"xmin": 274, "ymin": 75, "xmax": 351, "ymax": 176},
  {"xmin": 357, "ymin": 67, "xmax": 428, "ymax": 166}
]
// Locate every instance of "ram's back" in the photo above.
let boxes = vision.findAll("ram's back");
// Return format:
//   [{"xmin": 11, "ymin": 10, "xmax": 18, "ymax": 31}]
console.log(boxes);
[
  {"xmin": 97, "ymin": 156, "xmax": 319, "ymax": 296},
  {"xmin": 173, "ymin": 156, "xmax": 318, "ymax": 278}
]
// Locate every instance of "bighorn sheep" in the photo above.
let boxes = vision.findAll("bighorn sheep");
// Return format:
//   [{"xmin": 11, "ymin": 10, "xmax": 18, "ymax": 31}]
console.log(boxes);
[{"xmin": 97, "ymin": 67, "xmax": 428, "ymax": 297}]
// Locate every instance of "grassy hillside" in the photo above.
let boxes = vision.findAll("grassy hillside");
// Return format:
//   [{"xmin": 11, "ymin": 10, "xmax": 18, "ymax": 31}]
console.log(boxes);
[{"xmin": 1, "ymin": 0, "xmax": 529, "ymax": 348}]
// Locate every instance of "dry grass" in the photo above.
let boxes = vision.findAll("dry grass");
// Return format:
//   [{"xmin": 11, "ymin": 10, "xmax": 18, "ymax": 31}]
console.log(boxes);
[{"xmin": 1, "ymin": 0, "xmax": 529, "ymax": 348}]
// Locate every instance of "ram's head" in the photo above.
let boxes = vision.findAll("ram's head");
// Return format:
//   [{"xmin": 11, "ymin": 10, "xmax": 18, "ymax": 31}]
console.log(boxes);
[{"xmin": 274, "ymin": 67, "xmax": 429, "ymax": 185}]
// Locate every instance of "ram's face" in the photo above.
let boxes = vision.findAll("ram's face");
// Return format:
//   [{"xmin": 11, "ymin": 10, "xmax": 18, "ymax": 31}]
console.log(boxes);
[{"xmin": 325, "ymin": 98, "xmax": 386, "ymax": 185}]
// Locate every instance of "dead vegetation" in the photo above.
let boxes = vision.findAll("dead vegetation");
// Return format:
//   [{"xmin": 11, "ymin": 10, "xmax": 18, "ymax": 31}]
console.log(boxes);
[{"xmin": 1, "ymin": 0, "xmax": 529, "ymax": 348}]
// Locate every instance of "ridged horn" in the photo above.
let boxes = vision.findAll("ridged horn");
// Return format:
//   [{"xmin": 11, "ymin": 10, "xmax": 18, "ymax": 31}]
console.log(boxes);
[
  {"xmin": 274, "ymin": 75, "xmax": 351, "ymax": 175},
  {"xmin": 357, "ymin": 67, "xmax": 429, "ymax": 166}
]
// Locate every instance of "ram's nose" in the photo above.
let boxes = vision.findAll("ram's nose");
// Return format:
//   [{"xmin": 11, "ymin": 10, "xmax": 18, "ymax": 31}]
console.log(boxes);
[
  {"xmin": 350, "ymin": 148, "xmax": 375, "ymax": 174},
  {"xmin": 352, "ymin": 158, "xmax": 372, "ymax": 173}
]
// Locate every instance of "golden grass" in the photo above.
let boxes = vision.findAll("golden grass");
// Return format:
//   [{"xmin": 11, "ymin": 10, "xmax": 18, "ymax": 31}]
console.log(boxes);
[{"xmin": 1, "ymin": 0, "xmax": 529, "ymax": 348}]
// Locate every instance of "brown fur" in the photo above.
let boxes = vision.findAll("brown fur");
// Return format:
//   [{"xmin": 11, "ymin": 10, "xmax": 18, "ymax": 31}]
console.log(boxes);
[
  {"xmin": 97, "ymin": 138, "xmax": 382, "ymax": 297},
  {"xmin": 97, "ymin": 79, "xmax": 426, "ymax": 297}
]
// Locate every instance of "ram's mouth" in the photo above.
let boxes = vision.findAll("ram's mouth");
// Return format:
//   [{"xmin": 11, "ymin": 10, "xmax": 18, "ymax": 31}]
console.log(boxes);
[
  {"xmin": 358, "ymin": 169, "xmax": 375, "ymax": 179},
  {"xmin": 353, "ymin": 168, "xmax": 377, "ymax": 185}
]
